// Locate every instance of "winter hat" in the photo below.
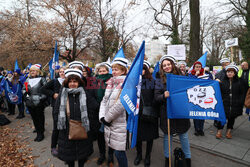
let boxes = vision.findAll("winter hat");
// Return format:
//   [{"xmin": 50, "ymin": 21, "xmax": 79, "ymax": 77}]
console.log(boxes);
[
  {"xmin": 143, "ymin": 60, "xmax": 151, "ymax": 69},
  {"xmin": 14, "ymin": 68, "xmax": 21, "ymax": 75},
  {"xmin": 100, "ymin": 62, "xmax": 111, "ymax": 70},
  {"xmin": 31, "ymin": 64, "xmax": 42, "ymax": 70},
  {"xmin": 219, "ymin": 58, "xmax": 230, "ymax": 64},
  {"xmin": 178, "ymin": 61, "xmax": 187, "ymax": 67},
  {"xmin": 159, "ymin": 55, "xmax": 176, "ymax": 65},
  {"xmin": 55, "ymin": 65, "xmax": 61, "ymax": 70},
  {"xmin": 68, "ymin": 61, "xmax": 85, "ymax": 69},
  {"xmin": 225, "ymin": 64, "xmax": 239, "ymax": 72},
  {"xmin": 65, "ymin": 68, "xmax": 82, "ymax": 78},
  {"xmin": 111, "ymin": 57, "xmax": 128, "ymax": 68},
  {"xmin": 7, "ymin": 71, "xmax": 13, "ymax": 75}
]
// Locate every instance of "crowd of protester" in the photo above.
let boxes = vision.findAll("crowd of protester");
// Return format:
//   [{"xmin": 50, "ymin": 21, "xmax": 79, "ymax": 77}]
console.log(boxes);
[{"xmin": 0, "ymin": 55, "xmax": 249, "ymax": 167}]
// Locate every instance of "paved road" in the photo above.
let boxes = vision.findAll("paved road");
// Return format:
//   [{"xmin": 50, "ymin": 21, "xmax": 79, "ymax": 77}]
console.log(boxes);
[{"xmin": 4, "ymin": 107, "xmax": 250, "ymax": 167}]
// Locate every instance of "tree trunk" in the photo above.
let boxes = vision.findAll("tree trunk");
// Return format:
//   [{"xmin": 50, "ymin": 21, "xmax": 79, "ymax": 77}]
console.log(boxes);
[
  {"xmin": 189, "ymin": 0, "xmax": 201, "ymax": 64},
  {"xmin": 242, "ymin": 0, "xmax": 250, "ymax": 62}
]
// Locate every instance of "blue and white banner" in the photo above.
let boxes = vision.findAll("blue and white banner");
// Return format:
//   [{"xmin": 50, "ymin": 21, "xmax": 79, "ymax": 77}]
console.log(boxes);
[
  {"xmin": 3, "ymin": 80, "xmax": 22, "ymax": 104},
  {"xmin": 49, "ymin": 41, "xmax": 59, "ymax": 79},
  {"xmin": 120, "ymin": 41, "xmax": 145, "ymax": 148},
  {"xmin": 166, "ymin": 74, "xmax": 226, "ymax": 125}
]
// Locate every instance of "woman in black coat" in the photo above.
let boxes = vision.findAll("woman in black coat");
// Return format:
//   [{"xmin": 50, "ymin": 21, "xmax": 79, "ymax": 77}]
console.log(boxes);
[
  {"xmin": 216, "ymin": 64, "xmax": 245, "ymax": 139},
  {"xmin": 134, "ymin": 62, "xmax": 159, "ymax": 167},
  {"xmin": 40, "ymin": 67, "xmax": 65, "ymax": 156},
  {"xmin": 154, "ymin": 55, "xmax": 191, "ymax": 167},
  {"xmin": 54, "ymin": 69, "xmax": 97, "ymax": 167}
]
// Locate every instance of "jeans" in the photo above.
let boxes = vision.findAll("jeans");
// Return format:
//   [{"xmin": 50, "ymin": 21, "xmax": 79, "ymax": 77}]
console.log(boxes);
[
  {"xmin": 193, "ymin": 119, "xmax": 204, "ymax": 131},
  {"xmin": 163, "ymin": 132, "xmax": 191, "ymax": 159},
  {"xmin": 114, "ymin": 150, "xmax": 128, "ymax": 167}
]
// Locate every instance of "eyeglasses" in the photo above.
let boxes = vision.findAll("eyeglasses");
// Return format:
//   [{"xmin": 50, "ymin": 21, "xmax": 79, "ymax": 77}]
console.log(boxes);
[{"xmin": 82, "ymin": 71, "xmax": 87, "ymax": 73}]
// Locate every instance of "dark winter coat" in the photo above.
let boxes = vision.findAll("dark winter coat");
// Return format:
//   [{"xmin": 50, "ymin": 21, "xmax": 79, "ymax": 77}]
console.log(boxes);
[
  {"xmin": 54, "ymin": 87, "xmax": 97, "ymax": 161},
  {"xmin": 40, "ymin": 78, "xmax": 63, "ymax": 107},
  {"xmin": 215, "ymin": 68, "xmax": 226, "ymax": 81},
  {"xmin": 137, "ymin": 77, "xmax": 159, "ymax": 141},
  {"xmin": 220, "ymin": 76, "xmax": 245, "ymax": 118},
  {"xmin": 154, "ymin": 73, "xmax": 190, "ymax": 135}
]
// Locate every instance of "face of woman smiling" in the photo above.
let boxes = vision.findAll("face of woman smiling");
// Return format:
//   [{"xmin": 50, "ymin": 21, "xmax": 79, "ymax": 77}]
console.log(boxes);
[
  {"xmin": 162, "ymin": 60, "xmax": 173, "ymax": 73},
  {"xmin": 68, "ymin": 79, "xmax": 79, "ymax": 89}
]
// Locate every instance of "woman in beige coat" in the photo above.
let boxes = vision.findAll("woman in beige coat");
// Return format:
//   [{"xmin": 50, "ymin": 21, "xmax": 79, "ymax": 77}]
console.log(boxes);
[{"xmin": 99, "ymin": 57, "xmax": 128, "ymax": 167}]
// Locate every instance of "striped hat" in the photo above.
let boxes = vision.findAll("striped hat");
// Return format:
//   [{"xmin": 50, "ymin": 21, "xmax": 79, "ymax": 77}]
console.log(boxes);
[
  {"xmin": 143, "ymin": 60, "xmax": 151, "ymax": 69},
  {"xmin": 159, "ymin": 55, "xmax": 176, "ymax": 65},
  {"xmin": 31, "ymin": 64, "xmax": 42, "ymax": 70},
  {"xmin": 225, "ymin": 64, "xmax": 239, "ymax": 72},
  {"xmin": 68, "ymin": 61, "xmax": 85, "ymax": 69},
  {"xmin": 65, "ymin": 68, "xmax": 82, "ymax": 78},
  {"xmin": 111, "ymin": 57, "xmax": 128, "ymax": 68},
  {"xmin": 219, "ymin": 58, "xmax": 230, "ymax": 64},
  {"xmin": 100, "ymin": 62, "xmax": 111, "ymax": 70}
]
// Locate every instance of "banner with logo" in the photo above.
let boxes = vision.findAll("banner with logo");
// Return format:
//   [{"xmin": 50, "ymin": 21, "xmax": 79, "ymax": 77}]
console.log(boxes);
[{"xmin": 166, "ymin": 74, "xmax": 226, "ymax": 125}]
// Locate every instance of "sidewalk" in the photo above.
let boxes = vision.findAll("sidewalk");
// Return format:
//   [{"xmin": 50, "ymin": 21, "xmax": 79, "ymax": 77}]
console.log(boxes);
[
  {"xmin": 2, "ymin": 107, "xmax": 250, "ymax": 167},
  {"xmin": 170, "ymin": 113, "xmax": 250, "ymax": 166}
]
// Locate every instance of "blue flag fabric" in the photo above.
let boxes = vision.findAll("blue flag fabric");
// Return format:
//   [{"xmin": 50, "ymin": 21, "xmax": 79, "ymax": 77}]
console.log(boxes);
[
  {"xmin": 152, "ymin": 61, "xmax": 159, "ymax": 80},
  {"xmin": 188, "ymin": 51, "xmax": 208, "ymax": 73},
  {"xmin": 166, "ymin": 74, "xmax": 226, "ymax": 125},
  {"xmin": 15, "ymin": 59, "xmax": 19, "ymax": 71},
  {"xmin": 120, "ymin": 41, "xmax": 145, "ymax": 148},
  {"xmin": 2, "ymin": 79, "xmax": 22, "ymax": 104},
  {"xmin": 49, "ymin": 41, "xmax": 59, "ymax": 79}
]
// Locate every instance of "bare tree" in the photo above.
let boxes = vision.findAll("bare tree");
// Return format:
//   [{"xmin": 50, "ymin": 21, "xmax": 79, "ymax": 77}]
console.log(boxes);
[
  {"xmin": 147, "ymin": 0, "xmax": 188, "ymax": 44},
  {"xmin": 223, "ymin": 0, "xmax": 250, "ymax": 61},
  {"xmin": 40, "ymin": 0, "xmax": 95, "ymax": 62}
]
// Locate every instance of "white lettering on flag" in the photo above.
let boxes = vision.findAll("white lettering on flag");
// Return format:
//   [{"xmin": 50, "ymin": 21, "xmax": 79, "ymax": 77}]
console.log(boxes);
[{"xmin": 123, "ymin": 94, "xmax": 136, "ymax": 112}]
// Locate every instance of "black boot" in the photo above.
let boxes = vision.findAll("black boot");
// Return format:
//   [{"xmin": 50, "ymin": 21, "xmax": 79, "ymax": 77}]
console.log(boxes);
[
  {"xmin": 97, "ymin": 154, "xmax": 106, "ymax": 165},
  {"xmin": 165, "ymin": 157, "xmax": 169, "ymax": 167},
  {"xmin": 144, "ymin": 155, "xmax": 150, "ymax": 167},
  {"xmin": 35, "ymin": 132, "xmax": 44, "ymax": 142},
  {"xmin": 108, "ymin": 154, "xmax": 114, "ymax": 167},
  {"xmin": 186, "ymin": 158, "xmax": 191, "ymax": 167},
  {"xmin": 134, "ymin": 153, "xmax": 142, "ymax": 166}
]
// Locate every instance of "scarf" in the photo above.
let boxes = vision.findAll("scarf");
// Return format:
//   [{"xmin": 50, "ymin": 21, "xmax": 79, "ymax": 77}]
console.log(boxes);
[{"xmin": 57, "ymin": 87, "xmax": 90, "ymax": 131}]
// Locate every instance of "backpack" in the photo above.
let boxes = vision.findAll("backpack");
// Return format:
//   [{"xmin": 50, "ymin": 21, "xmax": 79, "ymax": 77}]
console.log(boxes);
[
  {"xmin": 174, "ymin": 147, "xmax": 187, "ymax": 167},
  {"xmin": 0, "ymin": 114, "xmax": 11, "ymax": 126}
]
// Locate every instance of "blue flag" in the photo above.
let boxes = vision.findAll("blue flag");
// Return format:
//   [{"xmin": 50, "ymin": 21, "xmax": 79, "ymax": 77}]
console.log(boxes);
[
  {"xmin": 2, "ymin": 80, "xmax": 22, "ymax": 104},
  {"xmin": 120, "ymin": 41, "xmax": 145, "ymax": 148},
  {"xmin": 49, "ymin": 41, "xmax": 59, "ymax": 79},
  {"xmin": 188, "ymin": 51, "xmax": 208, "ymax": 73},
  {"xmin": 152, "ymin": 61, "xmax": 159, "ymax": 80},
  {"xmin": 14, "ymin": 59, "xmax": 19, "ymax": 71},
  {"xmin": 166, "ymin": 74, "xmax": 226, "ymax": 125}
]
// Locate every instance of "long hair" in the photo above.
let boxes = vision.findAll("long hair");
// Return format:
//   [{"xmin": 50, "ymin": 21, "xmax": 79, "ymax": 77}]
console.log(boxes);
[
  {"xmin": 159, "ymin": 59, "xmax": 180, "ymax": 84},
  {"xmin": 143, "ymin": 64, "xmax": 152, "ymax": 80}
]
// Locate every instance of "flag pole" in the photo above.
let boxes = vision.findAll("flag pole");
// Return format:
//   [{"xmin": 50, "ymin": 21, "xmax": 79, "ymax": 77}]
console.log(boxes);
[{"xmin": 168, "ymin": 119, "xmax": 171, "ymax": 167}]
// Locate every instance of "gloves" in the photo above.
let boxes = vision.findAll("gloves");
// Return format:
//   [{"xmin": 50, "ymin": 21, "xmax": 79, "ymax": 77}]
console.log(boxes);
[{"xmin": 101, "ymin": 117, "xmax": 111, "ymax": 127}]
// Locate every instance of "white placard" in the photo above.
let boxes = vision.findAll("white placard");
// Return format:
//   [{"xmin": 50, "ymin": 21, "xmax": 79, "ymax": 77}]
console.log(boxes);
[
  {"xmin": 225, "ymin": 38, "xmax": 238, "ymax": 48},
  {"xmin": 167, "ymin": 44, "xmax": 186, "ymax": 60}
]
